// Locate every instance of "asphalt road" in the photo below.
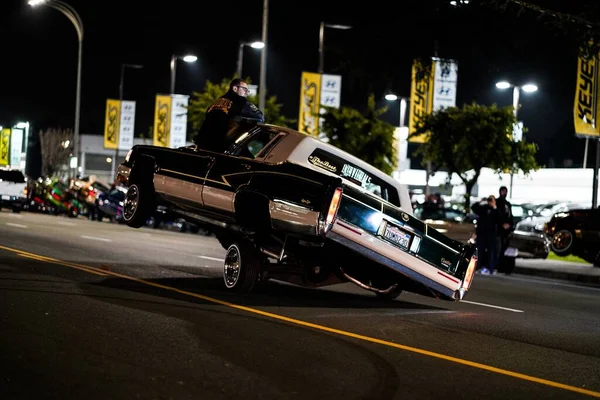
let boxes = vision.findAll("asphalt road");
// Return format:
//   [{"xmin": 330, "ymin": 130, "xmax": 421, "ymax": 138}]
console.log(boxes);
[{"xmin": 1, "ymin": 210, "xmax": 599, "ymax": 400}]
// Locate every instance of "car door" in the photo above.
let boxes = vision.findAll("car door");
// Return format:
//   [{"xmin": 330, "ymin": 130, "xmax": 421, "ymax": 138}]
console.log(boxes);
[{"xmin": 201, "ymin": 128, "xmax": 280, "ymax": 217}]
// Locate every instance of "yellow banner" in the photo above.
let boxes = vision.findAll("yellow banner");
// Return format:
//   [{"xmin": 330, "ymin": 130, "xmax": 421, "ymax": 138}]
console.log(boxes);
[
  {"xmin": 298, "ymin": 71, "xmax": 321, "ymax": 137},
  {"xmin": 104, "ymin": 99, "xmax": 121, "ymax": 149},
  {"xmin": 408, "ymin": 59, "xmax": 434, "ymax": 143},
  {"xmin": 0, "ymin": 128, "xmax": 9, "ymax": 166},
  {"xmin": 574, "ymin": 52, "xmax": 600, "ymax": 137},
  {"xmin": 153, "ymin": 94, "xmax": 172, "ymax": 147}
]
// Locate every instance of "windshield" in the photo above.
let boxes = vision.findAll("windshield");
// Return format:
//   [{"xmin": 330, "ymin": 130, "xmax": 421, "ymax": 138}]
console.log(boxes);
[
  {"xmin": 0, "ymin": 170, "xmax": 25, "ymax": 183},
  {"xmin": 307, "ymin": 148, "xmax": 400, "ymax": 207}
]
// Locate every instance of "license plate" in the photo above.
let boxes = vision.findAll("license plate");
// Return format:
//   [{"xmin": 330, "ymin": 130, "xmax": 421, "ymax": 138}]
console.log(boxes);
[
  {"xmin": 504, "ymin": 247, "xmax": 518, "ymax": 257},
  {"xmin": 384, "ymin": 223, "xmax": 411, "ymax": 249},
  {"xmin": 1, "ymin": 195, "xmax": 10, "ymax": 200}
]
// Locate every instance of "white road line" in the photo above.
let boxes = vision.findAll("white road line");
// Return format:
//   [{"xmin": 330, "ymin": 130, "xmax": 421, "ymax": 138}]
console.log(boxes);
[
  {"xmin": 80, "ymin": 235, "xmax": 112, "ymax": 243},
  {"xmin": 460, "ymin": 300, "xmax": 524, "ymax": 313},
  {"xmin": 57, "ymin": 221, "xmax": 76, "ymax": 227},
  {"xmin": 6, "ymin": 222, "xmax": 27, "ymax": 229},
  {"xmin": 198, "ymin": 255, "xmax": 224, "ymax": 262},
  {"xmin": 6, "ymin": 214, "xmax": 23, "ymax": 218}
]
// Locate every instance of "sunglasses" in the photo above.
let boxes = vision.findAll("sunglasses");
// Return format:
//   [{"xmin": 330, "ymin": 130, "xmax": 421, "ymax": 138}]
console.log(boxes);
[{"xmin": 236, "ymin": 86, "xmax": 249, "ymax": 93}]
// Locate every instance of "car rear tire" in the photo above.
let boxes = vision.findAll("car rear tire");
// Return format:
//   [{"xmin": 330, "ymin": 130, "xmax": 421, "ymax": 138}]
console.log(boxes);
[
  {"xmin": 223, "ymin": 242, "xmax": 261, "ymax": 293},
  {"xmin": 123, "ymin": 183, "xmax": 153, "ymax": 228},
  {"xmin": 551, "ymin": 229, "xmax": 574, "ymax": 256}
]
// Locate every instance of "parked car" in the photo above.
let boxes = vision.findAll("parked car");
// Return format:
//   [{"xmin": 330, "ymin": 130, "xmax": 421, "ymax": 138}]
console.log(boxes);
[
  {"xmin": 0, "ymin": 168, "xmax": 27, "ymax": 212},
  {"xmin": 506, "ymin": 202, "xmax": 590, "ymax": 259},
  {"xmin": 95, "ymin": 186, "xmax": 127, "ymax": 222},
  {"xmin": 545, "ymin": 207, "xmax": 600, "ymax": 266},
  {"xmin": 117, "ymin": 122, "xmax": 477, "ymax": 301},
  {"xmin": 413, "ymin": 205, "xmax": 476, "ymax": 244}
]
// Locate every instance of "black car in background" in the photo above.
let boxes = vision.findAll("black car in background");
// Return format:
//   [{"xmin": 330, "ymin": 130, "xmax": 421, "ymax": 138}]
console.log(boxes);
[{"xmin": 545, "ymin": 207, "xmax": 600, "ymax": 266}]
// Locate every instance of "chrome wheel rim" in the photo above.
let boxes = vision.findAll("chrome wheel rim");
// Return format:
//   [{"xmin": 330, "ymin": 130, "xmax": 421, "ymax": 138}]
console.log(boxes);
[
  {"xmin": 552, "ymin": 230, "xmax": 573, "ymax": 253},
  {"xmin": 224, "ymin": 245, "xmax": 241, "ymax": 288},
  {"xmin": 123, "ymin": 185, "xmax": 139, "ymax": 221}
]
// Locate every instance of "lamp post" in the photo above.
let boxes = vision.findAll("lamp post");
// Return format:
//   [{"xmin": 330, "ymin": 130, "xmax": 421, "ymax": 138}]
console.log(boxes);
[
  {"xmin": 236, "ymin": 41, "xmax": 265, "ymax": 79},
  {"xmin": 258, "ymin": 0, "xmax": 269, "ymax": 111},
  {"xmin": 495, "ymin": 80, "xmax": 538, "ymax": 198},
  {"xmin": 170, "ymin": 54, "xmax": 197, "ymax": 94},
  {"xmin": 29, "ymin": 0, "xmax": 83, "ymax": 177},
  {"xmin": 318, "ymin": 21, "xmax": 352, "ymax": 74},
  {"xmin": 110, "ymin": 64, "xmax": 143, "ymax": 182},
  {"xmin": 385, "ymin": 94, "xmax": 410, "ymax": 180}
]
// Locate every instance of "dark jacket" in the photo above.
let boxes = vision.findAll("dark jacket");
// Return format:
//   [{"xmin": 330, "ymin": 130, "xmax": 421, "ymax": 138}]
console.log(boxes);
[
  {"xmin": 496, "ymin": 196, "xmax": 513, "ymax": 231},
  {"xmin": 472, "ymin": 202, "xmax": 501, "ymax": 242},
  {"xmin": 194, "ymin": 90, "xmax": 264, "ymax": 151}
]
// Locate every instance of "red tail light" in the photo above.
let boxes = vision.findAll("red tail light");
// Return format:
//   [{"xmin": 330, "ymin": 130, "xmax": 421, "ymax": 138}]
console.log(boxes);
[{"xmin": 326, "ymin": 187, "xmax": 343, "ymax": 227}]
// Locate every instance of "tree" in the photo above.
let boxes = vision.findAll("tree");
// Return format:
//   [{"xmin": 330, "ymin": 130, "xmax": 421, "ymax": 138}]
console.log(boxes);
[
  {"xmin": 412, "ymin": 103, "xmax": 539, "ymax": 211},
  {"xmin": 187, "ymin": 76, "xmax": 296, "ymax": 140},
  {"xmin": 320, "ymin": 94, "xmax": 397, "ymax": 175},
  {"xmin": 39, "ymin": 128, "xmax": 73, "ymax": 176}
]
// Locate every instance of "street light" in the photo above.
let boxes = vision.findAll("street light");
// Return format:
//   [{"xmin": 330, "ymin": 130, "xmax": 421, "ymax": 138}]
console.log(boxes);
[
  {"xmin": 495, "ymin": 80, "xmax": 538, "ymax": 118},
  {"xmin": 29, "ymin": 0, "xmax": 83, "ymax": 177},
  {"xmin": 495, "ymin": 80, "xmax": 539, "ymax": 198},
  {"xmin": 318, "ymin": 21, "xmax": 352, "ymax": 74},
  {"xmin": 236, "ymin": 41, "xmax": 265, "ymax": 79},
  {"xmin": 170, "ymin": 54, "xmax": 197, "ymax": 94},
  {"xmin": 111, "ymin": 63, "xmax": 143, "ymax": 182}
]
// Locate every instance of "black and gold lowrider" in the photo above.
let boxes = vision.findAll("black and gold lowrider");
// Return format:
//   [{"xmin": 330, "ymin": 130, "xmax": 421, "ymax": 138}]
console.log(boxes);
[{"xmin": 117, "ymin": 123, "xmax": 477, "ymax": 301}]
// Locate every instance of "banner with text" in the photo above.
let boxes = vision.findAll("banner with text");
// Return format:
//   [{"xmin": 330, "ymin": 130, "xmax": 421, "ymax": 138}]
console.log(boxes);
[
  {"xmin": 153, "ymin": 94, "xmax": 173, "ymax": 147},
  {"xmin": 169, "ymin": 95, "xmax": 189, "ymax": 148},
  {"xmin": 10, "ymin": 128, "xmax": 23, "ymax": 167},
  {"xmin": 432, "ymin": 58, "xmax": 458, "ymax": 111},
  {"xmin": 574, "ymin": 51, "xmax": 600, "ymax": 137},
  {"xmin": 0, "ymin": 128, "xmax": 10, "ymax": 166},
  {"xmin": 298, "ymin": 71, "xmax": 322, "ymax": 137},
  {"xmin": 103, "ymin": 99, "xmax": 121, "ymax": 149},
  {"xmin": 408, "ymin": 59, "xmax": 434, "ymax": 143},
  {"xmin": 119, "ymin": 100, "xmax": 136, "ymax": 150}
]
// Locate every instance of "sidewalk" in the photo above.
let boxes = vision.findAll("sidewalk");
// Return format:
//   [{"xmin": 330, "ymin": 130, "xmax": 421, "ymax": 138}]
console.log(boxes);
[{"xmin": 513, "ymin": 258, "xmax": 600, "ymax": 286}]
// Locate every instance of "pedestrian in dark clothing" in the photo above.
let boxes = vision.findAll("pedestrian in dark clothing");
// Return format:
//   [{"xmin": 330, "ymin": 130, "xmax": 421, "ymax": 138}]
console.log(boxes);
[
  {"xmin": 194, "ymin": 78, "xmax": 264, "ymax": 151},
  {"xmin": 472, "ymin": 195, "xmax": 502, "ymax": 275},
  {"xmin": 495, "ymin": 186, "xmax": 515, "ymax": 274}
]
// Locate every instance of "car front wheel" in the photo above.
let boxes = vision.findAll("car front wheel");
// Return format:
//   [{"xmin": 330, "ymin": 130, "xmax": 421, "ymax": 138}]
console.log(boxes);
[
  {"xmin": 223, "ymin": 242, "xmax": 261, "ymax": 293},
  {"xmin": 123, "ymin": 184, "xmax": 153, "ymax": 228}
]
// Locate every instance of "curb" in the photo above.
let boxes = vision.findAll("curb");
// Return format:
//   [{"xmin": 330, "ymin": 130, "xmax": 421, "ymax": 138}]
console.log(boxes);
[{"xmin": 513, "ymin": 266, "xmax": 600, "ymax": 287}]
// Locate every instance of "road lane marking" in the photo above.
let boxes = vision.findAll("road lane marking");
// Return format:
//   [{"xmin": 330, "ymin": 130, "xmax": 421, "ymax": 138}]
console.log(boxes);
[
  {"xmin": 460, "ymin": 300, "xmax": 524, "ymax": 313},
  {"xmin": 6, "ymin": 214, "xmax": 23, "ymax": 218},
  {"xmin": 0, "ymin": 244, "xmax": 597, "ymax": 398},
  {"xmin": 8, "ymin": 250, "xmax": 108, "ymax": 277},
  {"xmin": 80, "ymin": 235, "xmax": 112, "ymax": 242},
  {"xmin": 57, "ymin": 221, "xmax": 77, "ymax": 227},
  {"xmin": 198, "ymin": 255, "xmax": 224, "ymax": 262},
  {"xmin": 6, "ymin": 223, "xmax": 27, "ymax": 229}
]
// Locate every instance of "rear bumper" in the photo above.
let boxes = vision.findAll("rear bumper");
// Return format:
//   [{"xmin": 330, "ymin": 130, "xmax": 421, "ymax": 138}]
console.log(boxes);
[{"xmin": 327, "ymin": 230, "xmax": 471, "ymax": 301}]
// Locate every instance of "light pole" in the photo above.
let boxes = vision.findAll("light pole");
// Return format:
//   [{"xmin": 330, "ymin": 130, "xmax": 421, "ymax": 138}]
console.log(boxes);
[
  {"xmin": 495, "ymin": 80, "xmax": 538, "ymax": 198},
  {"xmin": 258, "ymin": 0, "xmax": 269, "ymax": 111},
  {"xmin": 318, "ymin": 21, "xmax": 352, "ymax": 74},
  {"xmin": 170, "ymin": 54, "xmax": 197, "ymax": 94},
  {"xmin": 29, "ymin": 0, "xmax": 83, "ymax": 177},
  {"xmin": 385, "ymin": 94, "xmax": 410, "ymax": 180},
  {"xmin": 111, "ymin": 64, "xmax": 143, "ymax": 182},
  {"xmin": 236, "ymin": 41, "xmax": 265, "ymax": 79}
]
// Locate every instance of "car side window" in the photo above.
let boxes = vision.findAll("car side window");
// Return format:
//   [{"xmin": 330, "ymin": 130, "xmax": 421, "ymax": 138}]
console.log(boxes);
[{"xmin": 230, "ymin": 129, "xmax": 279, "ymax": 159}]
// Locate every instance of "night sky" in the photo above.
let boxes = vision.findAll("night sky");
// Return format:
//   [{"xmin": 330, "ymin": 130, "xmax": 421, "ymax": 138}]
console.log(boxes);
[{"xmin": 1, "ymin": 0, "xmax": 598, "ymax": 168}]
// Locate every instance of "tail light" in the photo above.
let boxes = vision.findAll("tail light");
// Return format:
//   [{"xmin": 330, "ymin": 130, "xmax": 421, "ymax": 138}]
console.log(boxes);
[
  {"xmin": 24, "ymin": 187, "xmax": 28, "ymax": 196},
  {"xmin": 318, "ymin": 186, "xmax": 343, "ymax": 236},
  {"xmin": 462, "ymin": 255, "xmax": 477, "ymax": 290}
]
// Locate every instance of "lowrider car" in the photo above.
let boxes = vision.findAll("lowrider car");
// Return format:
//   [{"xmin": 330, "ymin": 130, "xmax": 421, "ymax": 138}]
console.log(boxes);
[
  {"xmin": 545, "ymin": 207, "xmax": 600, "ymax": 266},
  {"xmin": 116, "ymin": 123, "xmax": 477, "ymax": 301}
]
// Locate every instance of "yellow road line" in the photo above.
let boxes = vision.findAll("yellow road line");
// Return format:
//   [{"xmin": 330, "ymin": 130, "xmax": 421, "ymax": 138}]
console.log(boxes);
[{"xmin": 1, "ymin": 244, "xmax": 599, "ymax": 398}]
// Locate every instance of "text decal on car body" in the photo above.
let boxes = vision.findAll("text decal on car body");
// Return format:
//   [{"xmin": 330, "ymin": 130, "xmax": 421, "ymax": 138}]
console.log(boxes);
[
  {"xmin": 308, "ymin": 155, "xmax": 338, "ymax": 173},
  {"xmin": 341, "ymin": 164, "xmax": 372, "ymax": 186}
]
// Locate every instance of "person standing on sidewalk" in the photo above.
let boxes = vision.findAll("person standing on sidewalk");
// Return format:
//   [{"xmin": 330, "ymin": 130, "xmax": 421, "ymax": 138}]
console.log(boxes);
[
  {"xmin": 472, "ymin": 195, "xmax": 502, "ymax": 275},
  {"xmin": 496, "ymin": 186, "xmax": 515, "ymax": 274}
]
